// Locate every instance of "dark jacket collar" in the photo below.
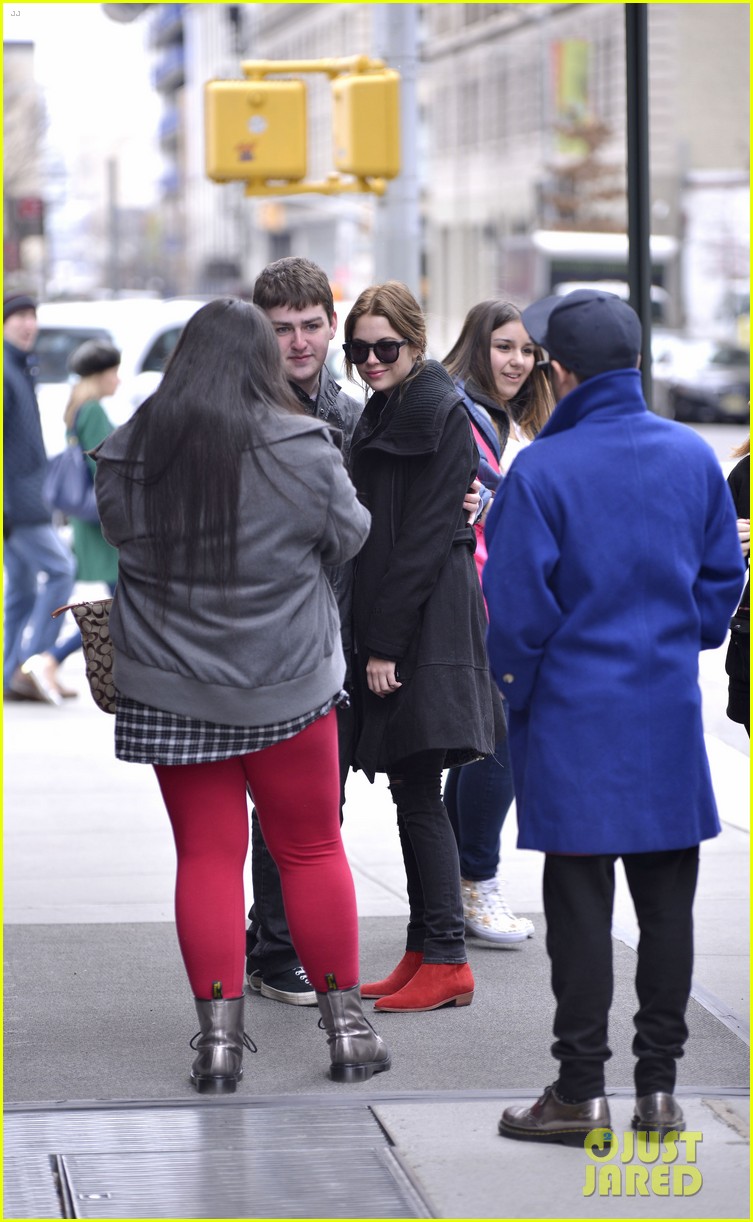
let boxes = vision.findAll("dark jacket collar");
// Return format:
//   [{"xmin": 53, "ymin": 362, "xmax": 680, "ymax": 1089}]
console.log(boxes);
[
  {"xmin": 290, "ymin": 380, "xmax": 317, "ymax": 415},
  {"xmin": 289, "ymin": 363, "xmax": 344, "ymax": 416},
  {"xmin": 353, "ymin": 359, "xmax": 462, "ymax": 458},
  {"xmin": 538, "ymin": 368, "xmax": 647, "ymax": 439},
  {"xmin": 3, "ymin": 340, "xmax": 39, "ymax": 389},
  {"xmin": 3, "ymin": 338, "xmax": 33, "ymax": 371},
  {"xmin": 290, "ymin": 364, "xmax": 349, "ymax": 447}
]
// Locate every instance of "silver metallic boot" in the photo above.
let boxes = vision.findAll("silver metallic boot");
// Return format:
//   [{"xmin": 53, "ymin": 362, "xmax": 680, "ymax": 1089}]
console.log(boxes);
[
  {"xmin": 632, "ymin": 1092, "xmax": 685, "ymax": 1138},
  {"xmin": 316, "ymin": 984, "xmax": 392, "ymax": 1083},
  {"xmin": 190, "ymin": 996, "xmax": 256, "ymax": 1093}
]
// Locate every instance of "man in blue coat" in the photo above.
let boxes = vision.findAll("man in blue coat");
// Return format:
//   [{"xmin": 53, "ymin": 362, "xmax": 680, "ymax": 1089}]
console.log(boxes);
[{"xmin": 483, "ymin": 289, "xmax": 745, "ymax": 1147}]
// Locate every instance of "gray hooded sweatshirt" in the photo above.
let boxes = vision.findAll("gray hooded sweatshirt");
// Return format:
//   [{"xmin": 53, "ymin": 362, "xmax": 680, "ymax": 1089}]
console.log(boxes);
[{"xmin": 94, "ymin": 408, "xmax": 371, "ymax": 727}]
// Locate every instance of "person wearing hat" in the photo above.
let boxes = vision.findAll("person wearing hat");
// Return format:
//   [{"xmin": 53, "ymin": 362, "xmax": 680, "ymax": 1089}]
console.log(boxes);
[
  {"xmin": 3, "ymin": 291, "xmax": 76, "ymax": 704},
  {"xmin": 482, "ymin": 289, "xmax": 745, "ymax": 1146},
  {"xmin": 27, "ymin": 340, "xmax": 122, "ymax": 699}
]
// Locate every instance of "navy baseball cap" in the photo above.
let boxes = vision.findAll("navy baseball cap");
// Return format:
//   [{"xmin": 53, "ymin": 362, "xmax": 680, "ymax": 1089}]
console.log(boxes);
[{"xmin": 521, "ymin": 289, "xmax": 642, "ymax": 382}]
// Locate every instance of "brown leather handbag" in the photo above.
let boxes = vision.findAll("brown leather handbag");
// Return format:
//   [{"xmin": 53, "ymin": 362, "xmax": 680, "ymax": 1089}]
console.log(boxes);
[{"xmin": 52, "ymin": 598, "xmax": 116, "ymax": 714}]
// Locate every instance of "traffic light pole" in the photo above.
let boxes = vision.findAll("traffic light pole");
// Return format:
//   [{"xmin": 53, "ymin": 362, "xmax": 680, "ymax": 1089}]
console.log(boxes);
[
  {"xmin": 209, "ymin": 56, "xmax": 398, "ymax": 197},
  {"xmin": 372, "ymin": 4, "xmax": 421, "ymax": 297}
]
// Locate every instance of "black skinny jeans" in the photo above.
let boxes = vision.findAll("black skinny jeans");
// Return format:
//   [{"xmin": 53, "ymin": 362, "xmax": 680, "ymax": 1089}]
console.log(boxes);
[
  {"xmin": 388, "ymin": 750, "xmax": 467, "ymax": 964},
  {"xmin": 544, "ymin": 846, "xmax": 699, "ymax": 1101}
]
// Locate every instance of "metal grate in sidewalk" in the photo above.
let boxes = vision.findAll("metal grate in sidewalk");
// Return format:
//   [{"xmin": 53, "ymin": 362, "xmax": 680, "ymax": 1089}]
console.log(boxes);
[{"xmin": 4, "ymin": 1101, "xmax": 434, "ymax": 1219}]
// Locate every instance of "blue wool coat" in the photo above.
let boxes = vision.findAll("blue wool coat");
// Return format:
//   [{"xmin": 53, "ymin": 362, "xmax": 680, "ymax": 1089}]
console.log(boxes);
[{"xmin": 482, "ymin": 367, "xmax": 745, "ymax": 855}]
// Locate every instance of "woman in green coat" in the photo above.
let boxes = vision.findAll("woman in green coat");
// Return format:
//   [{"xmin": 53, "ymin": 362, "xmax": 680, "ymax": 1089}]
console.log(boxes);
[{"xmin": 29, "ymin": 340, "xmax": 120, "ymax": 700}]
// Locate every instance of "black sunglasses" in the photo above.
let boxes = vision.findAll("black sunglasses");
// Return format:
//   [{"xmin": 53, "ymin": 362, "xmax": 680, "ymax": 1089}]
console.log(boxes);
[{"xmin": 343, "ymin": 338, "xmax": 409, "ymax": 365}]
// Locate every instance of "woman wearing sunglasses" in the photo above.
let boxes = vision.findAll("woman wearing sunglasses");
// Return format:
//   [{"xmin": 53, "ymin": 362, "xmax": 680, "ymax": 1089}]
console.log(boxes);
[
  {"xmin": 441, "ymin": 300, "xmax": 553, "ymax": 946},
  {"xmin": 343, "ymin": 282, "xmax": 503, "ymax": 1013}
]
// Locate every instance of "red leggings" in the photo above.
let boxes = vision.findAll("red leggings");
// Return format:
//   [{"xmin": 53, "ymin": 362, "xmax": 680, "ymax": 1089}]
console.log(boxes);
[{"xmin": 154, "ymin": 710, "xmax": 358, "ymax": 1000}]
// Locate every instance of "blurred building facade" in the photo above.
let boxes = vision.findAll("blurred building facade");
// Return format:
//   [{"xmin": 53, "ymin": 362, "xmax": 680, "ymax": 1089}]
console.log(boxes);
[
  {"xmin": 180, "ymin": 1, "xmax": 745, "ymax": 348},
  {"xmin": 149, "ymin": 3, "xmax": 257, "ymax": 296},
  {"xmin": 6, "ymin": 2, "xmax": 748, "ymax": 346},
  {"xmin": 4, "ymin": 9, "xmax": 163, "ymax": 299},
  {"xmin": 3, "ymin": 40, "xmax": 46, "ymax": 290},
  {"xmin": 423, "ymin": 2, "xmax": 749, "ymax": 350}
]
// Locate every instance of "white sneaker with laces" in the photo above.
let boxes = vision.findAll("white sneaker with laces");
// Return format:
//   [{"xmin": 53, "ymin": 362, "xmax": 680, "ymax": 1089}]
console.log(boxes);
[
  {"xmin": 461, "ymin": 877, "xmax": 532, "ymax": 944},
  {"xmin": 493, "ymin": 884, "xmax": 535, "ymax": 938}
]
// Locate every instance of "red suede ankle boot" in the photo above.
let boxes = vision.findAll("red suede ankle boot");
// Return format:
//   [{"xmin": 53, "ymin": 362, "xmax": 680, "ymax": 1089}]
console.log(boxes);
[
  {"xmin": 374, "ymin": 962, "xmax": 475, "ymax": 1012},
  {"xmin": 361, "ymin": 951, "xmax": 423, "ymax": 999}
]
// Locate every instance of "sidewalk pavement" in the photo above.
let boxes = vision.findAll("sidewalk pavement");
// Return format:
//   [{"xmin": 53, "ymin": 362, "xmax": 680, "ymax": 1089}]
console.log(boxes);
[{"xmin": 3, "ymin": 596, "xmax": 750, "ymax": 1218}]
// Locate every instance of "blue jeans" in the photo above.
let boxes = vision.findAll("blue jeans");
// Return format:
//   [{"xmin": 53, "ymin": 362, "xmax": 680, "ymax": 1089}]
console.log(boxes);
[
  {"xmin": 3, "ymin": 523, "xmax": 76, "ymax": 687},
  {"xmin": 443, "ymin": 734, "xmax": 515, "ymax": 881}
]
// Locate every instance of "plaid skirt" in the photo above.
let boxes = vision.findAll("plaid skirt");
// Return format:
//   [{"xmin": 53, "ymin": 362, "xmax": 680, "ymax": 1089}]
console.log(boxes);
[{"xmin": 115, "ymin": 690, "xmax": 347, "ymax": 766}]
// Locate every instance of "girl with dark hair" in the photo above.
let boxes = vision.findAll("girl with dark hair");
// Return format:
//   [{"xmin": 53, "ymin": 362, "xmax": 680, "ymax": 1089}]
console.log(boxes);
[
  {"xmin": 94, "ymin": 298, "xmax": 390, "ymax": 1091},
  {"xmin": 343, "ymin": 282, "xmax": 503, "ymax": 1013},
  {"xmin": 442, "ymin": 300, "xmax": 554, "ymax": 946},
  {"xmin": 443, "ymin": 299, "xmax": 552, "ymax": 472}
]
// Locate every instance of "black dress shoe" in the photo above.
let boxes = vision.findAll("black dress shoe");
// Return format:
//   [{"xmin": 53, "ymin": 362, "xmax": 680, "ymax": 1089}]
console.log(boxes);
[
  {"xmin": 499, "ymin": 1083, "xmax": 612, "ymax": 1148},
  {"xmin": 632, "ymin": 1092, "xmax": 685, "ymax": 1138}
]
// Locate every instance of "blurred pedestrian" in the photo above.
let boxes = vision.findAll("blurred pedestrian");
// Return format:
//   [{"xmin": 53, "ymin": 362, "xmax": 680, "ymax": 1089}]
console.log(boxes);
[
  {"xmin": 243, "ymin": 257, "xmax": 363, "ymax": 1008},
  {"xmin": 31, "ymin": 340, "xmax": 121, "ymax": 699},
  {"xmin": 94, "ymin": 298, "xmax": 390, "ymax": 1091},
  {"xmin": 483, "ymin": 289, "xmax": 745, "ymax": 1146},
  {"xmin": 442, "ymin": 300, "xmax": 553, "ymax": 944},
  {"xmin": 3, "ymin": 291, "xmax": 76, "ymax": 704},
  {"xmin": 344, "ymin": 281, "xmax": 503, "ymax": 1013},
  {"xmin": 725, "ymin": 436, "xmax": 749, "ymax": 734}
]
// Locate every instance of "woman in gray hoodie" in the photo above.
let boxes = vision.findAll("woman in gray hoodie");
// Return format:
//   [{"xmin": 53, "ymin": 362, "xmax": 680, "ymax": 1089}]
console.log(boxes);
[{"xmin": 94, "ymin": 298, "xmax": 389, "ymax": 1092}]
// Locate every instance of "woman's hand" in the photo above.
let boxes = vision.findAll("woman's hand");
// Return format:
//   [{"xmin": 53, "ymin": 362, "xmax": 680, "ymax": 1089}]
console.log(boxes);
[
  {"xmin": 464, "ymin": 478, "xmax": 482, "ymax": 524},
  {"xmin": 737, "ymin": 518, "xmax": 750, "ymax": 558},
  {"xmin": 366, "ymin": 656, "xmax": 402, "ymax": 698}
]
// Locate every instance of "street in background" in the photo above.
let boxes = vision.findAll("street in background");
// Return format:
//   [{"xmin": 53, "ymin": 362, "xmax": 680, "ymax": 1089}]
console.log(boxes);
[{"xmin": 34, "ymin": 297, "xmax": 206, "ymax": 454}]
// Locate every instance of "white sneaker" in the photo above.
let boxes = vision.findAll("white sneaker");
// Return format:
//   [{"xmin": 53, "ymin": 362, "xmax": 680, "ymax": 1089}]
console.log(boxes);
[{"xmin": 461, "ymin": 878, "xmax": 531, "ymax": 944}]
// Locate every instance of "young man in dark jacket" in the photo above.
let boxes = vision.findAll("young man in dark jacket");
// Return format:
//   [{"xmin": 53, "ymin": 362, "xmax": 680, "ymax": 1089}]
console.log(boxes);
[
  {"xmin": 484, "ymin": 289, "xmax": 745, "ymax": 1146},
  {"xmin": 3, "ymin": 292, "xmax": 76, "ymax": 704},
  {"xmin": 246, "ymin": 259, "xmax": 483, "ymax": 1007},
  {"xmin": 245, "ymin": 258, "xmax": 363, "ymax": 1006}
]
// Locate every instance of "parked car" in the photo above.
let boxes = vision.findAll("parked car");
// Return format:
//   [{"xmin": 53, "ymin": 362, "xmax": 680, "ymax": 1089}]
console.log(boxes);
[
  {"xmin": 664, "ymin": 341, "xmax": 749, "ymax": 423},
  {"xmin": 650, "ymin": 330, "xmax": 714, "ymax": 417},
  {"xmin": 650, "ymin": 330, "xmax": 750, "ymax": 423},
  {"xmin": 34, "ymin": 297, "xmax": 206, "ymax": 455}
]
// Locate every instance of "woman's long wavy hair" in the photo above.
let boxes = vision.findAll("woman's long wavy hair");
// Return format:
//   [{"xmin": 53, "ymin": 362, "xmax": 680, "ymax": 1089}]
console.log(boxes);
[
  {"xmin": 117, "ymin": 298, "xmax": 303, "ymax": 611},
  {"xmin": 443, "ymin": 299, "xmax": 553, "ymax": 439},
  {"xmin": 343, "ymin": 281, "xmax": 427, "ymax": 396}
]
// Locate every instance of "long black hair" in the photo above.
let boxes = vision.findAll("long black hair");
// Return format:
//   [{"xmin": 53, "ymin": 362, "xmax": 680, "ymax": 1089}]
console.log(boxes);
[{"xmin": 121, "ymin": 297, "xmax": 303, "ymax": 609}]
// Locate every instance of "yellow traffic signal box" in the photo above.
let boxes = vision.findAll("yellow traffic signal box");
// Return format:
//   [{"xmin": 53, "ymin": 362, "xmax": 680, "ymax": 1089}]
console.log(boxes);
[
  {"xmin": 332, "ymin": 70, "xmax": 400, "ymax": 179},
  {"xmin": 204, "ymin": 79, "xmax": 307, "ymax": 182}
]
